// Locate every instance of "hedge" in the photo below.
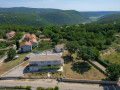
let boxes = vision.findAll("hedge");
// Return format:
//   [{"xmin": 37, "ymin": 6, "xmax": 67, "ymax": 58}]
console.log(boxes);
[
  {"xmin": 87, "ymin": 60, "xmax": 107, "ymax": 76},
  {"xmin": 97, "ymin": 59, "xmax": 108, "ymax": 68}
]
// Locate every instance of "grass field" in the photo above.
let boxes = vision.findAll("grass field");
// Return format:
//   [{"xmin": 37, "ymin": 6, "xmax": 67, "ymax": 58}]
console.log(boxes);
[
  {"xmin": 63, "ymin": 61, "xmax": 106, "ymax": 80},
  {"xmin": 0, "ymin": 52, "xmax": 29, "ymax": 75},
  {"xmin": 62, "ymin": 51, "xmax": 106, "ymax": 80},
  {"xmin": 101, "ymin": 50, "xmax": 120, "ymax": 64}
]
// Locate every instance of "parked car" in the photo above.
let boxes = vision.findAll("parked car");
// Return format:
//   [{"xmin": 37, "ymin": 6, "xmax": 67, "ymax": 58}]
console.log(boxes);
[{"xmin": 12, "ymin": 55, "xmax": 18, "ymax": 60}]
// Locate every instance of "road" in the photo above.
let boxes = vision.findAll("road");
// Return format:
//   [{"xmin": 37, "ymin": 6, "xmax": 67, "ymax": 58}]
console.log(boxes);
[{"xmin": 0, "ymin": 80, "xmax": 119, "ymax": 90}]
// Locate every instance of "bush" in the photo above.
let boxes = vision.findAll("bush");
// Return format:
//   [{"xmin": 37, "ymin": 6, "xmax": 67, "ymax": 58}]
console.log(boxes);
[
  {"xmin": 47, "ymin": 87, "xmax": 54, "ymax": 90},
  {"xmin": 54, "ymin": 86, "xmax": 59, "ymax": 90},
  {"xmin": 0, "ymin": 51, "xmax": 5, "ymax": 55},
  {"xmin": 26, "ymin": 86, "xmax": 32, "ymax": 90},
  {"xmin": 37, "ymin": 87, "xmax": 45, "ymax": 90}
]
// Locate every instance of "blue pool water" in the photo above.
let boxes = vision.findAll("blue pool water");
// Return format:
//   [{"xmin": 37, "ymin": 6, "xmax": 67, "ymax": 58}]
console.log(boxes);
[{"xmin": 35, "ymin": 51, "xmax": 42, "ymax": 55}]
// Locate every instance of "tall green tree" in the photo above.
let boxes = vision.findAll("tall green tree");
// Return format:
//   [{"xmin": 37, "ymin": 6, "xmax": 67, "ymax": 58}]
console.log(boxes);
[
  {"xmin": 106, "ymin": 64, "xmax": 120, "ymax": 81},
  {"xmin": 77, "ymin": 46, "xmax": 100, "ymax": 62},
  {"xmin": 7, "ymin": 48, "xmax": 16, "ymax": 60},
  {"xmin": 65, "ymin": 41, "xmax": 79, "ymax": 57}
]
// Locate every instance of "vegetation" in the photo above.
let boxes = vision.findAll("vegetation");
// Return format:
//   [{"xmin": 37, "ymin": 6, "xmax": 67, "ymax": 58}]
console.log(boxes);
[
  {"xmin": 0, "ymin": 53, "xmax": 28, "ymax": 75},
  {"xmin": 97, "ymin": 13, "xmax": 120, "ymax": 24},
  {"xmin": 7, "ymin": 48, "xmax": 16, "ymax": 60},
  {"xmin": 106, "ymin": 63, "xmax": 120, "ymax": 81},
  {"xmin": 0, "ymin": 7, "xmax": 88, "ymax": 26},
  {"xmin": 37, "ymin": 86, "xmax": 59, "ymax": 90},
  {"xmin": 39, "ymin": 65, "xmax": 60, "ymax": 70},
  {"xmin": 26, "ymin": 86, "xmax": 32, "ymax": 90}
]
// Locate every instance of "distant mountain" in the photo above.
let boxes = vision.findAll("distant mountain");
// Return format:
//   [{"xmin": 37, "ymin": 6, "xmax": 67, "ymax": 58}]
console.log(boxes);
[
  {"xmin": 96, "ymin": 13, "xmax": 120, "ymax": 24},
  {"xmin": 80, "ymin": 11, "xmax": 120, "ymax": 18},
  {"xmin": 0, "ymin": 7, "xmax": 88, "ymax": 26}
]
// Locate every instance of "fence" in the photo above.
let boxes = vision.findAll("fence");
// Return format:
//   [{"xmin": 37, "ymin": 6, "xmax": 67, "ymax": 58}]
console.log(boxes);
[
  {"xmin": 0, "ymin": 86, "xmax": 26, "ymax": 89},
  {"xmin": 0, "ymin": 76, "xmax": 59, "ymax": 80},
  {"xmin": 0, "ymin": 76, "xmax": 118, "ymax": 85},
  {"xmin": 61, "ymin": 78, "xmax": 118, "ymax": 85}
]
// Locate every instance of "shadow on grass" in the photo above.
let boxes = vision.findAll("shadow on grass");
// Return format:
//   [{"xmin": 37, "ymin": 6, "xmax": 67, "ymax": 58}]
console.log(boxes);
[
  {"xmin": 4, "ymin": 58, "xmax": 11, "ymax": 63},
  {"xmin": 63, "ymin": 55, "xmax": 73, "ymax": 64},
  {"xmin": 71, "ymin": 62, "xmax": 91, "ymax": 74}
]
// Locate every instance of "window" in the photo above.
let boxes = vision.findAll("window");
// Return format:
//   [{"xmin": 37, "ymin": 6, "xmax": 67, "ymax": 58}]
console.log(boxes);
[
  {"xmin": 47, "ymin": 61, "xmax": 51, "ymax": 63},
  {"xmin": 41, "ymin": 61, "xmax": 44, "ymax": 63},
  {"xmin": 54, "ymin": 61, "xmax": 57, "ymax": 63}
]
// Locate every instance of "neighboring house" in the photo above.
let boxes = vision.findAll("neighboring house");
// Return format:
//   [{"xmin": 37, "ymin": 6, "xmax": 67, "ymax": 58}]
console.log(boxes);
[
  {"xmin": 20, "ymin": 41, "xmax": 32, "ymax": 52},
  {"xmin": 42, "ymin": 38, "xmax": 52, "ymax": 42},
  {"xmin": 25, "ymin": 34, "xmax": 38, "ymax": 46},
  {"xmin": 29, "ymin": 54, "xmax": 63, "ymax": 72},
  {"xmin": 0, "ymin": 39, "xmax": 7, "ymax": 42},
  {"xmin": 55, "ymin": 44, "xmax": 64, "ymax": 53},
  {"xmin": 6, "ymin": 31, "xmax": 15, "ymax": 39}
]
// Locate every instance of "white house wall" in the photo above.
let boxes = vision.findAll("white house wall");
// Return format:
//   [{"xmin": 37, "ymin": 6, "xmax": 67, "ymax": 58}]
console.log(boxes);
[{"xmin": 21, "ymin": 45, "xmax": 32, "ymax": 52}]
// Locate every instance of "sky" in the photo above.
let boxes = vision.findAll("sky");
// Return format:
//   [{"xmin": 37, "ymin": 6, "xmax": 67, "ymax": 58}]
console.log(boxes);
[{"xmin": 0, "ymin": 0, "xmax": 120, "ymax": 11}]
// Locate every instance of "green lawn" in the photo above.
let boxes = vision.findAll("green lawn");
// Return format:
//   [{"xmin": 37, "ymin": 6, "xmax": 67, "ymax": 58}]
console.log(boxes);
[
  {"xmin": 101, "ymin": 50, "xmax": 120, "ymax": 64},
  {"xmin": 0, "ymin": 52, "xmax": 29, "ymax": 75}
]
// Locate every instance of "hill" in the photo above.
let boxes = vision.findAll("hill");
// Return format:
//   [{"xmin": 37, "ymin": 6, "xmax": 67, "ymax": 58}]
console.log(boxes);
[
  {"xmin": 81, "ymin": 11, "xmax": 120, "ymax": 18},
  {"xmin": 96, "ymin": 13, "xmax": 120, "ymax": 24},
  {"xmin": 0, "ymin": 7, "xmax": 88, "ymax": 26}
]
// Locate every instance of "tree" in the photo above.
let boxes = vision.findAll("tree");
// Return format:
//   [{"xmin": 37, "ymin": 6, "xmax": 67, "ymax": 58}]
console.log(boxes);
[
  {"xmin": 77, "ymin": 46, "xmax": 100, "ymax": 62},
  {"xmin": 7, "ymin": 48, "xmax": 16, "ymax": 59},
  {"xmin": 65, "ymin": 41, "xmax": 79, "ymax": 57},
  {"xmin": 77, "ymin": 46, "xmax": 90, "ymax": 62},
  {"xmin": 54, "ymin": 86, "xmax": 59, "ymax": 90},
  {"xmin": 14, "ymin": 32, "xmax": 23, "ymax": 40},
  {"xmin": 16, "ymin": 40, "xmax": 20, "ymax": 50},
  {"xmin": 106, "ymin": 64, "xmax": 120, "ymax": 81}
]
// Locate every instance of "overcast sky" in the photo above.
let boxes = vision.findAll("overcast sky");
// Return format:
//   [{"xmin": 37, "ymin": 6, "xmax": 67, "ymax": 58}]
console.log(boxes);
[{"xmin": 0, "ymin": 0, "xmax": 120, "ymax": 11}]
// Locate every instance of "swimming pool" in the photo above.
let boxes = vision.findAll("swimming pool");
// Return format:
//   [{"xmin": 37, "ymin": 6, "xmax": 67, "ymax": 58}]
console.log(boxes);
[{"xmin": 35, "ymin": 51, "xmax": 42, "ymax": 55}]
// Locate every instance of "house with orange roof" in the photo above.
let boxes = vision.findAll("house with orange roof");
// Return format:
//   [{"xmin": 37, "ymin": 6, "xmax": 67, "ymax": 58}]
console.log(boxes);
[
  {"xmin": 24, "ymin": 34, "xmax": 38, "ymax": 47},
  {"xmin": 20, "ymin": 41, "xmax": 32, "ymax": 52},
  {"xmin": 6, "ymin": 31, "xmax": 15, "ymax": 39}
]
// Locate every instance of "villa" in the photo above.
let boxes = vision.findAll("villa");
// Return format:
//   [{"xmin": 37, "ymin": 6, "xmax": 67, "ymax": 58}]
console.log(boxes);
[{"xmin": 29, "ymin": 54, "xmax": 63, "ymax": 72}]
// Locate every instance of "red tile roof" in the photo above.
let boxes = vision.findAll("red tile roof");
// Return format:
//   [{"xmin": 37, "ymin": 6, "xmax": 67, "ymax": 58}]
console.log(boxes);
[
  {"xmin": 20, "ymin": 41, "xmax": 32, "ymax": 47},
  {"xmin": 30, "ymin": 38, "xmax": 38, "ymax": 43},
  {"xmin": 6, "ymin": 31, "xmax": 15, "ymax": 36}
]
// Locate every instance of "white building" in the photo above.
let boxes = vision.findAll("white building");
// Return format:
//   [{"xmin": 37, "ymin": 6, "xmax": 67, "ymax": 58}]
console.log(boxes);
[
  {"xmin": 55, "ymin": 44, "xmax": 64, "ymax": 53},
  {"xmin": 29, "ymin": 54, "xmax": 63, "ymax": 72},
  {"xmin": 20, "ymin": 42, "xmax": 32, "ymax": 52}
]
